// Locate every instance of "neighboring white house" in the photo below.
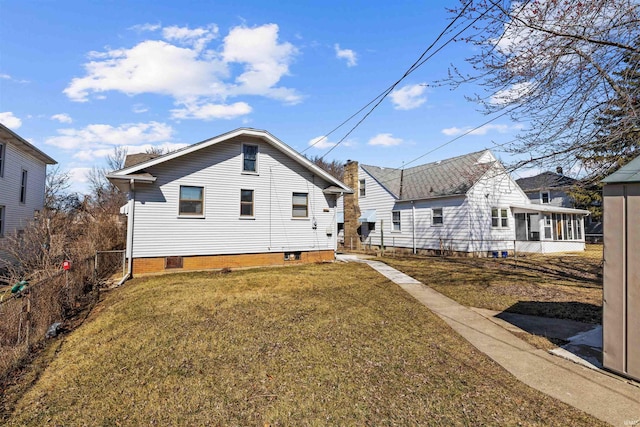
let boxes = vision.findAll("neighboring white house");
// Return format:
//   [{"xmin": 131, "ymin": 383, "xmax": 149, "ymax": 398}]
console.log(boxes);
[
  {"xmin": 516, "ymin": 170, "xmax": 578, "ymax": 207},
  {"xmin": 340, "ymin": 150, "xmax": 589, "ymax": 254},
  {"xmin": 0, "ymin": 124, "xmax": 57, "ymax": 267},
  {"xmin": 107, "ymin": 128, "xmax": 352, "ymax": 276}
]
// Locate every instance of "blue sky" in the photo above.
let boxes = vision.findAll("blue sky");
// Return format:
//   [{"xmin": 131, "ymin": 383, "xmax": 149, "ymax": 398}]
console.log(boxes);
[{"xmin": 0, "ymin": 0, "xmax": 529, "ymax": 193}]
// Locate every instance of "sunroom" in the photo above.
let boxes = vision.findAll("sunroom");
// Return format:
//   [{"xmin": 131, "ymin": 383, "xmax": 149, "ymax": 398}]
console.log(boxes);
[{"xmin": 510, "ymin": 204, "xmax": 590, "ymax": 253}]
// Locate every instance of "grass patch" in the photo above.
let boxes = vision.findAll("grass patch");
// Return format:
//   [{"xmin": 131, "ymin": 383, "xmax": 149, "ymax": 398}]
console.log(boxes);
[
  {"xmin": 382, "ymin": 246, "xmax": 603, "ymax": 324},
  {"xmin": 5, "ymin": 263, "xmax": 601, "ymax": 425}
]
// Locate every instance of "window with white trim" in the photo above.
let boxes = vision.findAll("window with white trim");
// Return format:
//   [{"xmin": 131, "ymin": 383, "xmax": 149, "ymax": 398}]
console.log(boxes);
[
  {"xmin": 359, "ymin": 179, "xmax": 366, "ymax": 197},
  {"xmin": 179, "ymin": 186, "xmax": 204, "ymax": 216},
  {"xmin": 240, "ymin": 189, "xmax": 254, "ymax": 217},
  {"xmin": 491, "ymin": 208, "xmax": 509, "ymax": 228},
  {"xmin": 292, "ymin": 192, "xmax": 308, "ymax": 218},
  {"xmin": 242, "ymin": 144, "xmax": 258, "ymax": 173},
  {"xmin": 541, "ymin": 191, "xmax": 550, "ymax": 204},
  {"xmin": 20, "ymin": 169, "xmax": 27, "ymax": 203},
  {"xmin": 392, "ymin": 210, "xmax": 401, "ymax": 231},
  {"xmin": 432, "ymin": 208, "xmax": 443, "ymax": 226},
  {"xmin": 0, "ymin": 143, "xmax": 5, "ymax": 177}
]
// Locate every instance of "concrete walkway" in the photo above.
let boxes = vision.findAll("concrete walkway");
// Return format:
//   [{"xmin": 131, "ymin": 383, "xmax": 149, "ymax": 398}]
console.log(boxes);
[{"xmin": 337, "ymin": 254, "xmax": 640, "ymax": 426}]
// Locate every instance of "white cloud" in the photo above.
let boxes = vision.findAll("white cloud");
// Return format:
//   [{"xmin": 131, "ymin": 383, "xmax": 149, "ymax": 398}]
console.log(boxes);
[
  {"xmin": 0, "ymin": 74, "xmax": 10, "ymax": 79},
  {"xmin": 68, "ymin": 167, "xmax": 92, "ymax": 184},
  {"xmin": 0, "ymin": 74, "xmax": 29, "ymax": 83},
  {"xmin": 51, "ymin": 113, "xmax": 73, "ymax": 123},
  {"xmin": 132, "ymin": 104, "xmax": 148, "ymax": 113},
  {"xmin": 45, "ymin": 121, "xmax": 173, "ymax": 150},
  {"xmin": 129, "ymin": 23, "xmax": 161, "ymax": 33},
  {"xmin": 72, "ymin": 141, "xmax": 188, "ymax": 162},
  {"xmin": 171, "ymin": 101, "xmax": 252, "ymax": 120},
  {"xmin": 368, "ymin": 133, "xmax": 403, "ymax": 147},
  {"xmin": 0, "ymin": 112, "xmax": 22, "ymax": 129},
  {"xmin": 390, "ymin": 83, "xmax": 427, "ymax": 110},
  {"xmin": 334, "ymin": 44, "xmax": 357, "ymax": 67},
  {"xmin": 441, "ymin": 123, "xmax": 519, "ymax": 136},
  {"xmin": 490, "ymin": 82, "xmax": 534, "ymax": 105},
  {"xmin": 308, "ymin": 135, "xmax": 336, "ymax": 150},
  {"xmin": 64, "ymin": 23, "xmax": 301, "ymax": 113}
]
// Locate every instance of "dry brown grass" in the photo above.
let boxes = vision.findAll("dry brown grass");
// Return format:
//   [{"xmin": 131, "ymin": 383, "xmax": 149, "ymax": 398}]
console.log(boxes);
[
  {"xmin": 382, "ymin": 245, "xmax": 603, "ymax": 324},
  {"xmin": 4, "ymin": 263, "xmax": 602, "ymax": 426}
]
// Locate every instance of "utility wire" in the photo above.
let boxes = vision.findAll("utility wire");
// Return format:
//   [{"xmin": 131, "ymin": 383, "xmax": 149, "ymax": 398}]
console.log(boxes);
[{"xmin": 301, "ymin": 0, "xmax": 475, "ymax": 155}]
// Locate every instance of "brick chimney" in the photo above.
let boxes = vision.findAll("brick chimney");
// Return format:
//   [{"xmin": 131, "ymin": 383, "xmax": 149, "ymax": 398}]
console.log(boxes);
[{"xmin": 343, "ymin": 160, "xmax": 361, "ymax": 250}]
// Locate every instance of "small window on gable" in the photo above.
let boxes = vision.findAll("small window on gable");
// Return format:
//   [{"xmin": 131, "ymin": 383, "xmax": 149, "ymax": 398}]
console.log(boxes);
[
  {"xmin": 20, "ymin": 169, "xmax": 27, "ymax": 203},
  {"xmin": 392, "ymin": 210, "xmax": 401, "ymax": 231},
  {"xmin": 242, "ymin": 144, "xmax": 258, "ymax": 173},
  {"xmin": 359, "ymin": 179, "xmax": 366, "ymax": 197},
  {"xmin": 240, "ymin": 189, "xmax": 254, "ymax": 217},
  {"xmin": 292, "ymin": 192, "xmax": 308, "ymax": 218},
  {"xmin": 0, "ymin": 143, "xmax": 5, "ymax": 177},
  {"xmin": 541, "ymin": 191, "xmax": 550, "ymax": 204},
  {"xmin": 179, "ymin": 186, "xmax": 204, "ymax": 216},
  {"xmin": 432, "ymin": 208, "xmax": 443, "ymax": 226}
]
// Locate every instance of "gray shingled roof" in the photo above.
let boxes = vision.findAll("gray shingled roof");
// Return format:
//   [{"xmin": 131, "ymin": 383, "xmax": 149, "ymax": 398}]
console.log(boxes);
[
  {"xmin": 516, "ymin": 172, "xmax": 577, "ymax": 191},
  {"xmin": 362, "ymin": 150, "xmax": 494, "ymax": 200},
  {"xmin": 123, "ymin": 153, "xmax": 160, "ymax": 168}
]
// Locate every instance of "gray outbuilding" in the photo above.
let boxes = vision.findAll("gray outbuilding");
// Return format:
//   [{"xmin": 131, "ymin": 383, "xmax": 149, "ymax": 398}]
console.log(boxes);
[{"xmin": 602, "ymin": 155, "xmax": 640, "ymax": 381}]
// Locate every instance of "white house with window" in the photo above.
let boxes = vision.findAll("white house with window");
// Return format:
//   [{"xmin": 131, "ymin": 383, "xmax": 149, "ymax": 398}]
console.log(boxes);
[
  {"xmin": 340, "ymin": 150, "xmax": 589, "ymax": 255},
  {"xmin": 107, "ymin": 128, "xmax": 352, "ymax": 276},
  {"xmin": 0, "ymin": 124, "xmax": 57, "ymax": 267}
]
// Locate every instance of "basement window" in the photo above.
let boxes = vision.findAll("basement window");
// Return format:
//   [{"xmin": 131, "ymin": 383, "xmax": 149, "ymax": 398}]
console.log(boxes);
[
  {"xmin": 165, "ymin": 256, "xmax": 183, "ymax": 269},
  {"xmin": 284, "ymin": 251, "xmax": 301, "ymax": 261}
]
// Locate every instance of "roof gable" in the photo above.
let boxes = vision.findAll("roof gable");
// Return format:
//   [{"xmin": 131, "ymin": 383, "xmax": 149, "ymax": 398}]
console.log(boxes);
[
  {"xmin": 362, "ymin": 150, "xmax": 496, "ymax": 200},
  {"xmin": 0, "ymin": 123, "xmax": 57, "ymax": 165},
  {"xmin": 108, "ymin": 128, "xmax": 351, "ymax": 192}
]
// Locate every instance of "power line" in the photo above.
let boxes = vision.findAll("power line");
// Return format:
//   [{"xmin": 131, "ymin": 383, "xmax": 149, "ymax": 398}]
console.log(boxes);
[{"xmin": 301, "ymin": 0, "xmax": 476, "ymax": 155}]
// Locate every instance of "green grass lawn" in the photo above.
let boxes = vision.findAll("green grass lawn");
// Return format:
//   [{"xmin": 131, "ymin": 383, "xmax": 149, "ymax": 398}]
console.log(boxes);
[
  {"xmin": 382, "ymin": 246, "xmax": 603, "ymax": 324},
  {"xmin": 4, "ymin": 263, "xmax": 601, "ymax": 425}
]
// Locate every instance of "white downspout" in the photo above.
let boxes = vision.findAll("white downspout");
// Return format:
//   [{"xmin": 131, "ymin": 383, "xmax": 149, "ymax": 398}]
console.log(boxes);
[
  {"xmin": 412, "ymin": 201, "xmax": 416, "ymax": 255},
  {"xmin": 117, "ymin": 179, "xmax": 135, "ymax": 286}
]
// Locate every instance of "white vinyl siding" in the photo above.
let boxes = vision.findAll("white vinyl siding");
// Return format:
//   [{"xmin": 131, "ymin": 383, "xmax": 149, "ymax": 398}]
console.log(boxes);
[
  {"xmin": 129, "ymin": 136, "xmax": 338, "ymax": 258},
  {"xmin": 0, "ymin": 205, "xmax": 4, "ymax": 237},
  {"xmin": 0, "ymin": 141, "xmax": 47, "ymax": 242}
]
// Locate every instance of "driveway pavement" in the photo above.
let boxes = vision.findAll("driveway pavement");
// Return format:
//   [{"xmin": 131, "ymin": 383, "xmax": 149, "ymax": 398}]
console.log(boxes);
[{"xmin": 337, "ymin": 254, "xmax": 640, "ymax": 426}]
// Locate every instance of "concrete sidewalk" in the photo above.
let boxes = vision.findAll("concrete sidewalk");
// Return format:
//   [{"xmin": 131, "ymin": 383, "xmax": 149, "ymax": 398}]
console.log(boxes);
[{"xmin": 337, "ymin": 254, "xmax": 640, "ymax": 426}]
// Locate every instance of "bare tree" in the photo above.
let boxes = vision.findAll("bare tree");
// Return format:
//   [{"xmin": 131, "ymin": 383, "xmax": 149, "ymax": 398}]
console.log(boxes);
[
  {"xmin": 86, "ymin": 146, "xmax": 128, "ymax": 214},
  {"xmin": 306, "ymin": 155, "xmax": 345, "ymax": 181},
  {"xmin": 446, "ymin": 0, "xmax": 640, "ymax": 178}
]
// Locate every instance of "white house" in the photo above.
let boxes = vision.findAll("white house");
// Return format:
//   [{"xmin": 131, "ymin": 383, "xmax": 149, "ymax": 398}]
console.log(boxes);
[
  {"xmin": 107, "ymin": 128, "xmax": 352, "ymax": 276},
  {"xmin": 0, "ymin": 124, "xmax": 57, "ymax": 267},
  {"xmin": 340, "ymin": 150, "xmax": 589, "ymax": 255}
]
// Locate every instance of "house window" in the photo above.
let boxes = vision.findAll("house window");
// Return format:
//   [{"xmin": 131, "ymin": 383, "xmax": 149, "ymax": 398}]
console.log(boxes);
[
  {"xmin": 491, "ymin": 208, "xmax": 509, "ymax": 228},
  {"xmin": 392, "ymin": 210, "xmax": 401, "ymax": 231},
  {"xmin": 242, "ymin": 144, "xmax": 258, "ymax": 173},
  {"xmin": 359, "ymin": 179, "xmax": 366, "ymax": 197},
  {"xmin": 292, "ymin": 192, "xmax": 308, "ymax": 218},
  {"xmin": 240, "ymin": 189, "xmax": 254, "ymax": 217},
  {"xmin": 543, "ymin": 215, "xmax": 552, "ymax": 239},
  {"xmin": 179, "ymin": 186, "xmax": 204, "ymax": 216},
  {"xmin": 0, "ymin": 205, "xmax": 4, "ymax": 237},
  {"xmin": 432, "ymin": 208, "xmax": 443, "ymax": 226},
  {"xmin": 541, "ymin": 191, "xmax": 550, "ymax": 204},
  {"xmin": 20, "ymin": 169, "xmax": 27, "ymax": 203},
  {"xmin": 0, "ymin": 143, "xmax": 5, "ymax": 177}
]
